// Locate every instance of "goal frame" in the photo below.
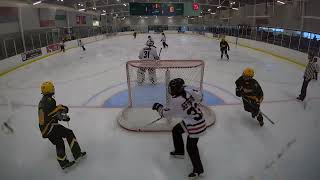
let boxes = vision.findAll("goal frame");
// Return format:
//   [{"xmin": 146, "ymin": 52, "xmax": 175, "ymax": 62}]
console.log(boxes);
[
  {"xmin": 126, "ymin": 60, "xmax": 205, "ymax": 107},
  {"xmin": 119, "ymin": 59, "xmax": 215, "ymax": 132}
]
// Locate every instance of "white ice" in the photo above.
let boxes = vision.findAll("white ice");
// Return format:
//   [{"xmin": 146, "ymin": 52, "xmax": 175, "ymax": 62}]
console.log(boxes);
[{"xmin": 0, "ymin": 34, "xmax": 320, "ymax": 180}]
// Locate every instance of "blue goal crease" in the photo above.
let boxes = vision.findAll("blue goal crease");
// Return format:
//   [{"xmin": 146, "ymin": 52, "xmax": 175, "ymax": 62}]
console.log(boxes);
[{"xmin": 103, "ymin": 83, "xmax": 225, "ymax": 108}]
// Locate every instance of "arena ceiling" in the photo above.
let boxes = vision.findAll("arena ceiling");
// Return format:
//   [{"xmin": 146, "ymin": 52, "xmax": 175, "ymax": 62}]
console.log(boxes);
[{"xmin": 25, "ymin": 0, "xmax": 293, "ymax": 16}]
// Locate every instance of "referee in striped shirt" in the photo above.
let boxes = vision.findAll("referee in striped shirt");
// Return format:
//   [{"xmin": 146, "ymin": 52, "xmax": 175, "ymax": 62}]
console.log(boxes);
[{"xmin": 297, "ymin": 52, "xmax": 319, "ymax": 101}]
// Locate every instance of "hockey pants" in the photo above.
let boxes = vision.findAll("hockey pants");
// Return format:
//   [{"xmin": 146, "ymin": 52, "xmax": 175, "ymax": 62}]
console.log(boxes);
[
  {"xmin": 172, "ymin": 123, "xmax": 204, "ymax": 173},
  {"xmin": 60, "ymin": 45, "xmax": 65, "ymax": 52},
  {"xmin": 243, "ymin": 98, "xmax": 263, "ymax": 122},
  {"xmin": 162, "ymin": 42, "xmax": 168, "ymax": 48},
  {"xmin": 48, "ymin": 124, "xmax": 82, "ymax": 167},
  {"xmin": 137, "ymin": 68, "xmax": 156, "ymax": 84},
  {"xmin": 220, "ymin": 48, "xmax": 229, "ymax": 59}
]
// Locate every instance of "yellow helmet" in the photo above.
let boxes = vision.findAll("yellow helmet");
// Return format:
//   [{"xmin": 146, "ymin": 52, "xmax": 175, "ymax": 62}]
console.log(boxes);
[
  {"xmin": 243, "ymin": 67, "xmax": 254, "ymax": 78},
  {"xmin": 41, "ymin": 81, "xmax": 55, "ymax": 95}
]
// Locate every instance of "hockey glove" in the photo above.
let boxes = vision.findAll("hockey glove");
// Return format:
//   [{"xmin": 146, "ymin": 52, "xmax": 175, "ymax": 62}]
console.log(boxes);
[
  {"xmin": 152, "ymin": 103, "xmax": 163, "ymax": 111},
  {"xmin": 57, "ymin": 104, "xmax": 69, "ymax": 113},
  {"xmin": 57, "ymin": 112, "xmax": 70, "ymax": 122},
  {"xmin": 235, "ymin": 88, "xmax": 243, "ymax": 97}
]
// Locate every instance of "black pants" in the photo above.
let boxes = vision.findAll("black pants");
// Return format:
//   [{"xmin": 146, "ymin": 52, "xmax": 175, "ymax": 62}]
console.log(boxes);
[
  {"xmin": 162, "ymin": 42, "xmax": 168, "ymax": 48},
  {"xmin": 60, "ymin": 45, "xmax": 65, "ymax": 52},
  {"xmin": 48, "ymin": 124, "xmax": 82, "ymax": 167},
  {"xmin": 220, "ymin": 48, "xmax": 229, "ymax": 59},
  {"xmin": 243, "ymin": 98, "xmax": 260, "ymax": 116},
  {"xmin": 298, "ymin": 78, "xmax": 311, "ymax": 101},
  {"xmin": 172, "ymin": 123, "xmax": 204, "ymax": 173}
]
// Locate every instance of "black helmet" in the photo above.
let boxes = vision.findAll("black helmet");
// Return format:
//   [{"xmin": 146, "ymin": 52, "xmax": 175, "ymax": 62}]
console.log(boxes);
[
  {"xmin": 308, "ymin": 52, "xmax": 315, "ymax": 60},
  {"xmin": 168, "ymin": 78, "xmax": 185, "ymax": 97}
]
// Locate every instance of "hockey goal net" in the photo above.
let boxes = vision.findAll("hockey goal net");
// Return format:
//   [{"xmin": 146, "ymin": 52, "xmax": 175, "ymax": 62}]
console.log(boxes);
[{"xmin": 117, "ymin": 60, "xmax": 216, "ymax": 132}]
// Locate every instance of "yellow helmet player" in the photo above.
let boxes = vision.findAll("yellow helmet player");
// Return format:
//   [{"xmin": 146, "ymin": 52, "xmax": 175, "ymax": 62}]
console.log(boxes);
[
  {"xmin": 41, "ymin": 81, "xmax": 55, "ymax": 95},
  {"xmin": 243, "ymin": 67, "xmax": 254, "ymax": 78}
]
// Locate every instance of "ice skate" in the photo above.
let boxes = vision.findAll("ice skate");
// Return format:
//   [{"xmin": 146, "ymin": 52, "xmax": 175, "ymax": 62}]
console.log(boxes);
[
  {"xmin": 75, "ymin": 151, "xmax": 87, "ymax": 162},
  {"xmin": 61, "ymin": 160, "xmax": 75, "ymax": 170},
  {"xmin": 188, "ymin": 171, "xmax": 204, "ymax": 179},
  {"xmin": 257, "ymin": 114, "xmax": 264, "ymax": 127},
  {"xmin": 170, "ymin": 151, "xmax": 184, "ymax": 159}
]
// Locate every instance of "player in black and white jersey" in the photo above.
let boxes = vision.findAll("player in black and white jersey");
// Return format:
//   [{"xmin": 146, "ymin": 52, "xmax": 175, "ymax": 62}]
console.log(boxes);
[
  {"xmin": 137, "ymin": 40, "xmax": 159, "ymax": 85},
  {"xmin": 160, "ymin": 33, "xmax": 168, "ymax": 48},
  {"xmin": 152, "ymin": 78, "xmax": 205, "ymax": 178}
]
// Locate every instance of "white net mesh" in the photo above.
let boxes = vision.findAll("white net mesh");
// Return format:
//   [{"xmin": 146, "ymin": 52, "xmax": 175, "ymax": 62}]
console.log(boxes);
[{"xmin": 117, "ymin": 60, "xmax": 216, "ymax": 132}]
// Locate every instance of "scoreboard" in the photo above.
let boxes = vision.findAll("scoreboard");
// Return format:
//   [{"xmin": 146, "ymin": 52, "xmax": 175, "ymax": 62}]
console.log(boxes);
[{"xmin": 129, "ymin": 3, "xmax": 184, "ymax": 16}]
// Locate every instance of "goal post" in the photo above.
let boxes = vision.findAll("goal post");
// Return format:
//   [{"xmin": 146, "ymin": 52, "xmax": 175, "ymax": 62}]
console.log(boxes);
[{"xmin": 118, "ymin": 60, "xmax": 215, "ymax": 132}]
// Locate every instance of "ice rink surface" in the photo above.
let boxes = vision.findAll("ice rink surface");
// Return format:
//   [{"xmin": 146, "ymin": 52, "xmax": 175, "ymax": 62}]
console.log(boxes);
[{"xmin": 0, "ymin": 34, "xmax": 320, "ymax": 180}]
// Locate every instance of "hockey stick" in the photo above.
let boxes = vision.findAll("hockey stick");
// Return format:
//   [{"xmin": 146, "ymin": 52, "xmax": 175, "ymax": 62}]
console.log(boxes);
[
  {"xmin": 143, "ymin": 116, "xmax": 163, "ymax": 128},
  {"xmin": 1, "ymin": 97, "xmax": 15, "ymax": 134},
  {"xmin": 242, "ymin": 97, "xmax": 275, "ymax": 125},
  {"xmin": 1, "ymin": 121, "xmax": 14, "ymax": 134},
  {"xmin": 159, "ymin": 48, "xmax": 163, "ymax": 57}
]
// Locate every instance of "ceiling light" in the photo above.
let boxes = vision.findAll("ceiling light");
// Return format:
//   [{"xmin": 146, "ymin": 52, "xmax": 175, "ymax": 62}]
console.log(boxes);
[
  {"xmin": 168, "ymin": 16, "xmax": 173, "ymax": 18},
  {"xmin": 217, "ymin": 6, "xmax": 222, "ymax": 8},
  {"xmin": 33, "ymin": 1, "xmax": 42, "ymax": 5},
  {"xmin": 101, "ymin": 13, "xmax": 106, "ymax": 16},
  {"xmin": 191, "ymin": 18, "xmax": 194, "ymax": 20},
  {"xmin": 277, "ymin": 0, "xmax": 285, "ymax": 4},
  {"xmin": 211, "ymin": 12, "xmax": 216, "ymax": 15},
  {"xmin": 199, "ymin": 16, "xmax": 202, "ymax": 18},
  {"xmin": 232, "ymin": 7, "xmax": 239, "ymax": 10},
  {"xmin": 79, "ymin": 9, "xmax": 85, "ymax": 11}
]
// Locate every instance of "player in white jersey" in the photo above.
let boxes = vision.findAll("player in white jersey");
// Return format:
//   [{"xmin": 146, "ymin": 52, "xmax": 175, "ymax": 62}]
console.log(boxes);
[
  {"xmin": 78, "ymin": 39, "xmax": 86, "ymax": 51},
  {"xmin": 152, "ymin": 78, "xmax": 205, "ymax": 178},
  {"xmin": 137, "ymin": 40, "xmax": 159, "ymax": 85}
]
